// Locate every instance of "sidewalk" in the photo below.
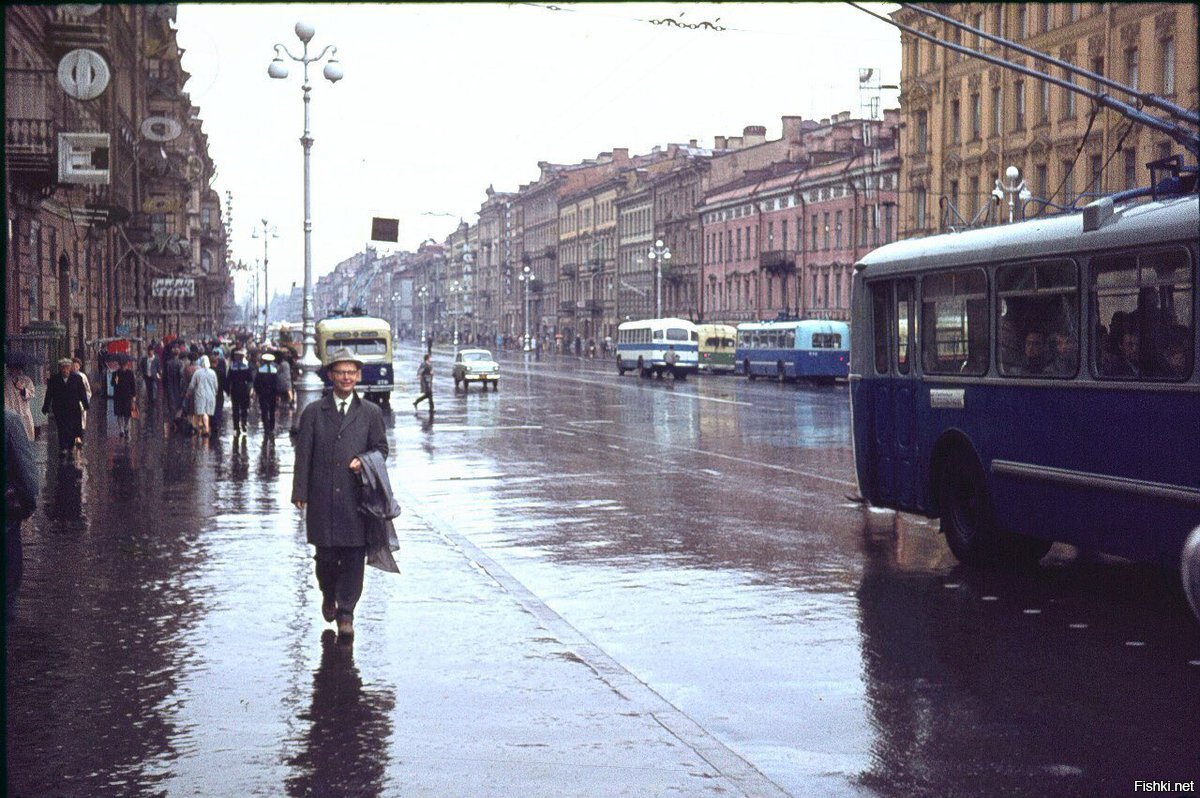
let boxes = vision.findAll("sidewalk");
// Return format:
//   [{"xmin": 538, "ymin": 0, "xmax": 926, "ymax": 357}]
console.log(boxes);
[{"xmin": 340, "ymin": 493, "xmax": 790, "ymax": 797}]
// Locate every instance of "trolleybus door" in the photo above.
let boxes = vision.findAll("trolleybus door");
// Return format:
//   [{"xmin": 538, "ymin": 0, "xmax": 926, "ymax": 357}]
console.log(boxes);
[{"xmin": 871, "ymin": 279, "xmax": 919, "ymax": 508}]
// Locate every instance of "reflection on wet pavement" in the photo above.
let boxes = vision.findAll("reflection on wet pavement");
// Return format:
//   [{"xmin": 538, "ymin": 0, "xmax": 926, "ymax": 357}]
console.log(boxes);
[{"xmin": 7, "ymin": 348, "xmax": 1198, "ymax": 797}]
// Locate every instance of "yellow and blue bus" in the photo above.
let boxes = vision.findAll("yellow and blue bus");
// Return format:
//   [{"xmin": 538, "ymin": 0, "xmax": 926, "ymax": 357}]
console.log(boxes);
[
  {"xmin": 735, "ymin": 318, "xmax": 850, "ymax": 383},
  {"xmin": 314, "ymin": 313, "xmax": 394, "ymax": 406},
  {"xmin": 850, "ymin": 190, "xmax": 1199, "ymax": 568},
  {"xmin": 615, "ymin": 317, "xmax": 699, "ymax": 379},
  {"xmin": 696, "ymin": 323, "xmax": 737, "ymax": 374}
]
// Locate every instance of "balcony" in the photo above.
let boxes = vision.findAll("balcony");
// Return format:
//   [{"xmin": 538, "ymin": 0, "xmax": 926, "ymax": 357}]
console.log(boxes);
[
  {"xmin": 559, "ymin": 300, "xmax": 576, "ymax": 315},
  {"xmin": 543, "ymin": 246, "xmax": 557, "ymax": 260},
  {"xmin": 46, "ymin": 7, "xmax": 111, "ymax": 59},
  {"xmin": 588, "ymin": 259, "xmax": 604, "ymax": 273},
  {"xmin": 760, "ymin": 250, "xmax": 797, "ymax": 274},
  {"xmin": 561, "ymin": 263, "xmax": 576, "ymax": 278},
  {"xmin": 584, "ymin": 299, "xmax": 603, "ymax": 313}
]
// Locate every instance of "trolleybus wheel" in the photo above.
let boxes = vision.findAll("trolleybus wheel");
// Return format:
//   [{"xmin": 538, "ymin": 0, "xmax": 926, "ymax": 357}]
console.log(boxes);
[{"xmin": 939, "ymin": 448, "xmax": 1004, "ymax": 567}]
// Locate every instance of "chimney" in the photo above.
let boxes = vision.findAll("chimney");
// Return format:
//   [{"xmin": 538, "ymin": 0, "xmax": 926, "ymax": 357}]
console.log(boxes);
[
  {"xmin": 781, "ymin": 115, "xmax": 804, "ymax": 141},
  {"xmin": 688, "ymin": 139, "xmax": 697, "ymax": 148},
  {"xmin": 743, "ymin": 125, "xmax": 767, "ymax": 147},
  {"xmin": 714, "ymin": 135, "xmax": 728, "ymax": 150},
  {"xmin": 612, "ymin": 147, "xmax": 629, "ymax": 163},
  {"xmin": 820, "ymin": 118, "xmax": 830, "ymax": 127}
]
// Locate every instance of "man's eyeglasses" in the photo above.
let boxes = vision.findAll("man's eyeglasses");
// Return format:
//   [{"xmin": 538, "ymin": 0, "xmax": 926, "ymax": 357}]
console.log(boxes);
[{"xmin": 330, "ymin": 369, "xmax": 359, "ymax": 377}]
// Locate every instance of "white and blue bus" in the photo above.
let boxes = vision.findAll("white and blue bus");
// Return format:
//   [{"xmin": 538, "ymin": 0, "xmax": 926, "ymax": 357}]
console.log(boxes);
[
  {"xmin": 616, "ymin": 317, "xmax": 699, "ymax": 379},
  {"xmin": 850, "ymin": 190, "xmax": 1199, "ymax": 569},
  {"xmin": 735, "ymin": 318, "xmax": 850, "ymax": 383}
]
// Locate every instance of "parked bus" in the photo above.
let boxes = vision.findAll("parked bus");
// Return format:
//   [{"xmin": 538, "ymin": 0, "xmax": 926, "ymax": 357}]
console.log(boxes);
[
  {"xmin": 735, "ymin": 318, "xmax": 850, "ymax": 383},
  {"xmin": 696, "ymin": 323, "xmax": 737, "ymax": 374},
  {"xmin": 314, "ymin": 313, "xmax": 394, "ymax": 406},
  {"xmin": 849, "ymin": 191, "xmax": 1199, "ymax": 569},
  {"xmin": 616, "ymin": 317, "xmax": 699, "ymax": 379}
]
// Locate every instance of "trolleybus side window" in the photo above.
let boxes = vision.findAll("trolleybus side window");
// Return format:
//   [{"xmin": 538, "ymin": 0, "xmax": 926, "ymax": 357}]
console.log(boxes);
[
  {"xmin": 1092, "ymin": 248, "xmax": 1193, "ymax": 381},
  {"xmin": 997, "ymin": 260, "xmax": 1079, "ymax": 378},
  {"xmin": 812, "ymin": 332, "xmax": 843, "ymax": 348},
  {"xmin": 871, "ymin": 282, "xmax": 892, "ymax": 373},
  {"xmin": 920, "ymin": 269, "xmax": 988, "ymax": 375},
  {"xmin": 897, "ymin": 279, "xmax": 914, "ymax": 374}
]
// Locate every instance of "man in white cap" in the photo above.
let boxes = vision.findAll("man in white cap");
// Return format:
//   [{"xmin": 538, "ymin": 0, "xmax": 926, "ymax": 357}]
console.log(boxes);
[
  {"xmin": 291, "ymin": 348, "xmax": 388, "ymax": 641},
  {"xmin": 252, "ymin": 351, "xmax": 280, "ymax": 436}
]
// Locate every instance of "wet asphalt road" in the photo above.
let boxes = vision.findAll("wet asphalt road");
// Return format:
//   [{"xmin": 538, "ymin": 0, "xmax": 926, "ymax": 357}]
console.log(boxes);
[{"xmin": 7, "ymin": 343, "xmax": 1199, "ymax": 797}]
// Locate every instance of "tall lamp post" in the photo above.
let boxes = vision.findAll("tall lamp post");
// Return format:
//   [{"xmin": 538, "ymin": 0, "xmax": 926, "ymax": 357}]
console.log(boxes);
[
  {"xmin": 251, "ymin": 218, "xmax": 277, "ymax": 340},
  {"xmin": 647, "ymin": 239, "xmax": 671, "ymax": 318},
  {"xmin": 518, "ymin": 264, "xmax": 533, "ymax": 351},
  {"xmin": 267, "ymin": 21, "xmax": 342, "ymax": 428},
  {"xmin": 449, "ymin": 280, "xmax": 461, "ymax": 351},
  {"xmin": 417, "ymin": 285, "xmax": 429, "ymax": 353}
]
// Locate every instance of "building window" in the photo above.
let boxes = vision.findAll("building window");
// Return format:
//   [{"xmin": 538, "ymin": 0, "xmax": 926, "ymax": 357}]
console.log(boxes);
[
  {"xmin": 1089, "ymin": 154, "xmax": 1103, "ymax": 197},
  {"xmin": 1069, "ymin": 3, "xmax": 1080, "ymax": 23},
  {"xmin": 1156, "ymin": 141, "xmax": 1173, "ymax": 161},
  {"xmin": 916, "ymin": 110, "xmax": 928, "ymax": 154},
  {"xmin": 950, "ymin": 99, "xmax": 961, "ymax": 143},
  {"xmin": 1014, "ymin": 80, "xmax": 1025, "ymax": 130},
  {"xmin": 883, "ymin": 204, "xmax": 895, "ymax": 243},
  {"xmin": 990, "ymin": 86, "xmax": 1002, "ymax": 135},
  {"xmin": 950, "ymin": 179, "xmax": 960, "ymax": 216},
  {"xmin": 915, "ymin": 188, "xmax": 927, "ymax": 229},
  {"xmin": 1062, "ymin": 70, "xmax": 1077, "ymax": 118},
  {"xmin": 811, "ymin": 214, "xmax": 818, "ymax": 251},
  {"xmin": 968, "ymin": 175, "xmax": 980, "ymax": 218},
  {"xmin": 1039, "ymin": 73, "xmax": 1051, "ymax": 122},
  {"xmin": 767, "ymin": 221, "xmax": 774, "ymax": 248},
  {"xmin": 1035, "ymin": 163, "xmax": 1049, "ymax": 202},
  {"xmin": 1061, "ymin": 159, "xmax": 1075, "ymax": 205},
  {"xmin": 1123, "ymin": 149, "xmax": 1137, "ymax": 190},
  {"xmin": 1041, "ymin": 5, "xmax": 1053, "ymax": 33},
  {"xmin": 1160, "ymin": 37, "xmax": 1175, "ymax": 94},
  {"xmin": 971, "ymin": 93, "xmax": 982, "ymax": 139},
  {"xmin": 736, "ymin": 228, "xmax": 742, "ymax": 260},
  {"xmin": 1125, "ymin": 47, "xmax": 1138, "ymax": 91},
  {"xmin": 823, "ymin": 213, "xmax": 830, "ymax": 250},
  {"xmin": 835, "ymin": 211, "xmax": 843, "ymax": 249},
  {"xmin": 781, "ymin": 218, "xmax": 788, "ymax": 252},
  {"xmin": 1017, "ymin": 6, "xmax": 1027, "ymax": 39},
  {"xmin": 860, "ymin": 206, "xmax": 870, "ymax": 247}
]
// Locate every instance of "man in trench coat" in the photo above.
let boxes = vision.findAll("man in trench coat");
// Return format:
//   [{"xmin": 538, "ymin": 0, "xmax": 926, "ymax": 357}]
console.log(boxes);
[
  {"xmin": 291, "ymin": 348, "xmax": 388, "ymax": 641},
  {"xmin": 42, "ymin": 358, "xmax": 89, "ymax": 456}
]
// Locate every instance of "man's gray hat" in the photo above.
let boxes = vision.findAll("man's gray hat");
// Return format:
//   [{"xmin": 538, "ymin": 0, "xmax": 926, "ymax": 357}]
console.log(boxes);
[{"xmin": 327, "ymin": 348, "xmax": 364, "ymax": 368}]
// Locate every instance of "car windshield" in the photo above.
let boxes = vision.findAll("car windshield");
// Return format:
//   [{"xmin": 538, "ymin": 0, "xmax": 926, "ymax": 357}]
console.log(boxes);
[{"xmin": 463, "ymin": 352, "xmax": 492, "ymax": 362}]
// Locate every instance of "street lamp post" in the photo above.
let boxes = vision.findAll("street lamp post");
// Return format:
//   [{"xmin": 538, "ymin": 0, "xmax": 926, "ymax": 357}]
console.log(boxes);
[
  {"xmin": 417, "ymin": 285, "xmax": 429, "ymax": 353},
  {"xmin": 251, "ymin": 218, "xmax": 277, "ymax": 340},
  {"xmin": 646, "ymin": 239, "xmax": 671, "ymax": 319},
  {"xmin": 449, "ymin": 280, "xmax": 460, "ymax": 351},
  {"xmin": 267, "ymin": 21, "xmax": 342, "ymax": 429},
  {"xmin": 518, "ymin": 264, "xmax": 532, "ymax": 351}
]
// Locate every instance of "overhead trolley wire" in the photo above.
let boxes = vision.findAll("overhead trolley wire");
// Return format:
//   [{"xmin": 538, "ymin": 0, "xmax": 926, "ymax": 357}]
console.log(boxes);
[
  {"xmin": 898, "ymin": 2, "xmax": 1200, "ymax": 128},
  {"xmin": 844, "ymin": 2, "xmax": 1200, "ymax": 158}
]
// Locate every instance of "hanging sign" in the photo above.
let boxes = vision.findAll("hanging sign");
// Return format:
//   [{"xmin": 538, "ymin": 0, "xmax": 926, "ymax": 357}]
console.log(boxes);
[
  {"xmin": 152, "ymin": 278, "xmax": 195, "ymax": 298},
  {"xmin": 57, "ymin": 49, "xmax": 110, "ymax": 100}
]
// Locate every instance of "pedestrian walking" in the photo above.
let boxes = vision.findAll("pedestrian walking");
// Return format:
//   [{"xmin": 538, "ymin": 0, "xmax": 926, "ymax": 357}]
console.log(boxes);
[
  {"xmin": 111, "ymin": 358, "xmax": 137, "ymax": 437},
  {"xmin": 291, "ymin": 348, "xmax": 389, "ymax": 641},
  {"xmin": 6, "ymin": 409, "xmax": 39, "ymax": 625},
  {"xmin": 140, "ymin": 345, "xmax": 161, "ymax": 406},
  {"xmin": 186, "ymin": 355, "xmax": 218, "ymax": 437},
  {"xmin": 42, "ymin": 358, "xmax": 89, "ymax": 456},
  {"xmin": 71, "ymin": 357, "xmax": 92, "ymax": 433},
  {"xmin": 253, "ymin": 352, "xmax": 280, "ymax": 436},
  {"xmin": 5, "ymin": 353, "xmax": 38, "ymax": 442},
  {"xmin": 163, "ymin": 346, "xmax": 184, "ymax": 431},
  {"xmin": 412, "ymin": 353, "xmax": 434, "ymax": 413},
  {"xmin": 276, "ymin": 351, "xmax": 294, "ymax": 410},
  {"xmin": 664, "ymin": 345, "xmax": 679, "ymax": 380},
  {"xmin": 211, "ymin": 349, "xmax": 227, "ymax": 426},
  {"xmin": 226, "ymin": 350, "xmax": 253, "ymax": 435}
]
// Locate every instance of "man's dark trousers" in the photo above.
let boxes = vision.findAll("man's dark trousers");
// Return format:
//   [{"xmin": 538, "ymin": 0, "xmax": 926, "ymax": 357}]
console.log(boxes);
[{"xmin": 315, "ymin": 546, "xmax": 366, "ymax": 619}]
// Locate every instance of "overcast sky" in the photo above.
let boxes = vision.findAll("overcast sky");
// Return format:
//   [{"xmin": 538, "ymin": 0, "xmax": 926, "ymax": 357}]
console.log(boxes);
[{"xmin": 173, "ymin": 3, "xmax": 901, "ymax": 305}]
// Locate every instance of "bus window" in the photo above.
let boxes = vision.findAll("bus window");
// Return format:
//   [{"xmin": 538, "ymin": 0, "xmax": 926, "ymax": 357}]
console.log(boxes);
[
  {"xmin": 784, "ymin": 331, "xmax": 795, "ymax": 348},
  {"xmin": 920, "ymin": 269, "xmax": 987, "ymax": 375},
  {"xmin": 997, "ymin": 260, "xmax": 1078, "ymax": 378},
  {"xmin": 1093, "ymin": 248, "xmax": 1193, "ymax": 381},
  {"xmin": 812, "ymin": 333, "xmax": 843, "ymax": 349},
  {"xmin": 871, "ymin": 282, "xmax": 891, "ymax": 373},
  {"xmin": 654, "ymin": 329, "xmax": 665, "ymax": 342},
  {"xmin": 897, "ymin": 279, "xmax": 914, "ymax": 374}
]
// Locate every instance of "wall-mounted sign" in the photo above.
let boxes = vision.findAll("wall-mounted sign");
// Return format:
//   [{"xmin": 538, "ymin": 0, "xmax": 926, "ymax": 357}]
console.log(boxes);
[
  {"xmin": 58, "ymin": 132, "xmax": 110, "ymax": 184},
  {"xmin": 152, "ymin": 277, "xmax": 195, "ymax": 298},
  {"xmin": 142, "ymin": 195, "xmax": 180, "ymax": 214},
  {"xmin": 140, "ymin": 115, "xmax": 182, "ymax": 142},
  {"xmin": 57, "ymin": 49, "xmax": 110, "ymax": 100}
]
